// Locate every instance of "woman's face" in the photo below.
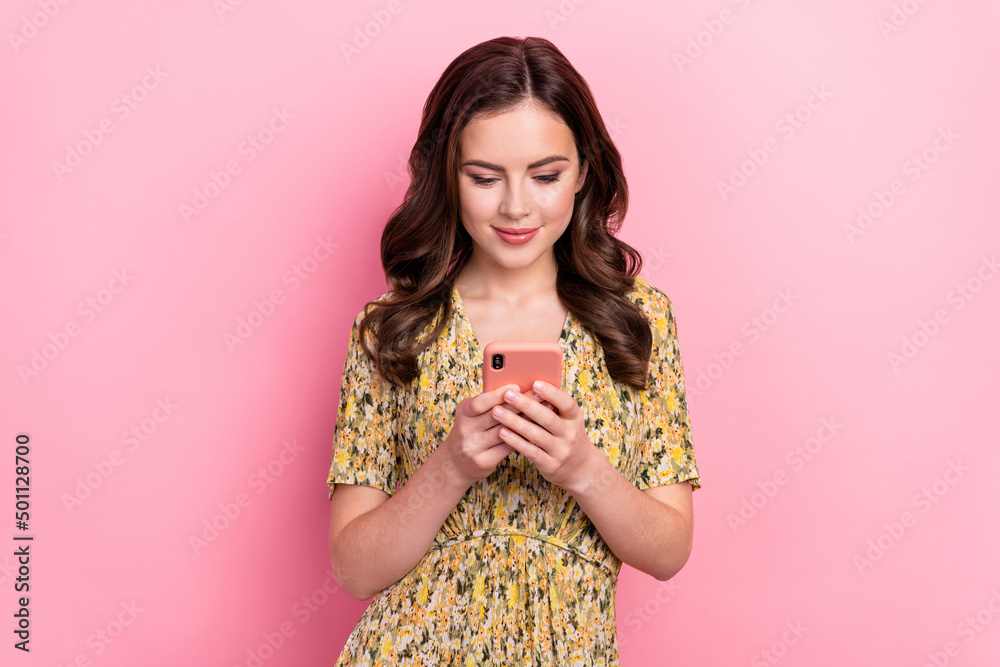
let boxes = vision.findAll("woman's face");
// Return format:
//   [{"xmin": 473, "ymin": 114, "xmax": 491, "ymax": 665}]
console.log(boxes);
[{"xmin": 456, "ymin": 101, "xmax": 588, "ymax": 276}]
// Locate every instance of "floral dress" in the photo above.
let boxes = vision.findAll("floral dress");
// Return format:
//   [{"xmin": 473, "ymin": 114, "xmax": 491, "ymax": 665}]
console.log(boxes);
[{"xmin": 327, "ymin": 275, "xmax": 700, "ymax": 666}]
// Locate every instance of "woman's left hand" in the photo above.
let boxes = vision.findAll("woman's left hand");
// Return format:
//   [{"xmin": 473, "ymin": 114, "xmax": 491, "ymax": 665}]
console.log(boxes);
[{"xmin": 490, "ymin": 380, "xmax": 601, "ymax": 494}]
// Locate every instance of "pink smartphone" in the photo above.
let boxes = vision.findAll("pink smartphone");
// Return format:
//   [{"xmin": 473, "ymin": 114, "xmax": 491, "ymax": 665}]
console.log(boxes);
[{"xmin": 482, "ymin": 341, "xmax": 563, "ymax": 394}]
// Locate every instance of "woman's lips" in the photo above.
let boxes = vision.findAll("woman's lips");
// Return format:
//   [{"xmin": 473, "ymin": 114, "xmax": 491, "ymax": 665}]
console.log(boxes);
[{"xmin": 493, "ymin": 227, "xmax": 540, "ymax": 245}]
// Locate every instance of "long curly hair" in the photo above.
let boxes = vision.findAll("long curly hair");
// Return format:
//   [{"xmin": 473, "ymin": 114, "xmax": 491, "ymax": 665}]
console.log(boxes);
[{"xmin": 357, "ymin": 36, "xmax": 653, "ymax": 390}]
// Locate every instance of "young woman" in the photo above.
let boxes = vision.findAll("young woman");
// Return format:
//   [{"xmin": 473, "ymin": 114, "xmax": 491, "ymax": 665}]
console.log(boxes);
[{"xmin": 327, "ymin": 36, "xmax": 700, "ymax": 665}]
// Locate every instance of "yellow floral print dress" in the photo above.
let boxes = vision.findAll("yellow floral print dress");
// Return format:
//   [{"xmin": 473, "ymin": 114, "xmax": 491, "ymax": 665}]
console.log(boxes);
[{"xmin": 327, "ymin": 275, "xmax": 700, "ymax": 666}]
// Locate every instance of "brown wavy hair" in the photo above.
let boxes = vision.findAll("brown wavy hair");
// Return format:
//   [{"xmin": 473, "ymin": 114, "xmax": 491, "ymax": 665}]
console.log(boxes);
[{"xmin": 357, "ymin": 36, "xmax": 653, "ymax": 390}]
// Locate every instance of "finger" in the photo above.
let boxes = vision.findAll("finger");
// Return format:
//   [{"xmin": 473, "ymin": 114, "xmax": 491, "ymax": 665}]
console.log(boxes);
[
  {"xmin": 497, "ymin": 422, "xmax": 552, "ymax": 468},
  {"xmin": 485, "ymin": 440, "xmax": 514, "ymax": 461},
  {"xmin": 472, "ymin": 384, "xmax": 521, "ymax": 416},
  {"xmin": 531, "ymin": 381, "xmax": 574, "ymax": 417},
  {"xmin": 492, "ymin": 401, "xmax": 553, "ymax": 450},
  {"xmin": 502, "ymin": 387, "xmax": 558, "ymax": 430}
]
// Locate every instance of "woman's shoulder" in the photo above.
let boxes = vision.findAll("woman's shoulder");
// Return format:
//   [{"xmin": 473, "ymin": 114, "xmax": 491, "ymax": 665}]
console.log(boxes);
[
  {"xmin": 349, "ymin": 288, "xmax": 447, "ymax": 346},
  {"xmin": 624, "ymin": 275, "xmax": 673, "ymax": 317},
  {"xmin": 345, "ymin": 290, "xmax": 397, "ymax": 351},
  {"xmin": 623, "ymin": 276, "xmax": 681, "ymax": 350},
  {"xmin": 350, "ymin": 289, "xmax": 395, "ymax": 324}
]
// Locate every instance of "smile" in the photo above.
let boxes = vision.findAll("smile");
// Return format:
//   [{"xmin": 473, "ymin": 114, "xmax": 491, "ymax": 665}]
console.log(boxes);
[{"xmin": 493, "ymin": 227, "xmax": 540, "ymax": 245}]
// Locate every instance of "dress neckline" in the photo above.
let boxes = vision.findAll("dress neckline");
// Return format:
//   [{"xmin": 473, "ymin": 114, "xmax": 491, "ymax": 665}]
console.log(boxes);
[{"xmin": 450, "ymin": 283, "xmax": 572, "ymax": 362}]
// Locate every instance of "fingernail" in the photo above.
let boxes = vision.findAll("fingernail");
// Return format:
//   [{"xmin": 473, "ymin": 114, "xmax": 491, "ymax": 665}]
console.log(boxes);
[
  {"xmin": 533, "ymin": 380, "xmax": 545, "ymax": 391},
  {"xmin": 504, "ymin": 390, "xmax": 517, "ymax": 402}
]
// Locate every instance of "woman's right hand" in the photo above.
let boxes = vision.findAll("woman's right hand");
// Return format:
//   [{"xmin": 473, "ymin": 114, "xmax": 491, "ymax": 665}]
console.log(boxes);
[{"xmin": 439, "ymin": 383, "xmax": 525, "ymax": 487}]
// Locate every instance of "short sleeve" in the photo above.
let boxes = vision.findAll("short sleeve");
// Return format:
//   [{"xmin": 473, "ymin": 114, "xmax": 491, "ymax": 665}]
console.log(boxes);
[
  {"xmin": 634, "ymin": 287, "xmax": 701, "ymax": 491},
  {"xmin": 326, "ymin": 300, "xmax": 401, "ymax": 500}
]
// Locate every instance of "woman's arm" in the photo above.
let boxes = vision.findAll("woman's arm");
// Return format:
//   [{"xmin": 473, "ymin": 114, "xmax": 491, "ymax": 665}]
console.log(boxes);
[
  {"xmin": 490, "ymin": 382, "xmax": 695, "ymax": 581},
  {"xmin": 329, "ymin": 445, "xmax": 471, "ymax": 600},
  {"xmin": 329, "ymin": 383, "xmax": 523, "ymax": 600},
  {"xmin": 569, "ymin": 453, "xmax": 694, "ymax": 581}
]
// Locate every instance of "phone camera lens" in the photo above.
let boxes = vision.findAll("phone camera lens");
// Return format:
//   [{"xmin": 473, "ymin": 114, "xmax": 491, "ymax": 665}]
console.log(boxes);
[{"xmin": 491, "ymin": 353, "xmax": 504, "ymax": 370}]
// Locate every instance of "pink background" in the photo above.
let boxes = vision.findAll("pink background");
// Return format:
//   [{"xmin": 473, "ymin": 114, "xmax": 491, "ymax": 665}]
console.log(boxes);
[{"xmin": 4, "ymin": 1, "xmax": 999, "ymax": 665}]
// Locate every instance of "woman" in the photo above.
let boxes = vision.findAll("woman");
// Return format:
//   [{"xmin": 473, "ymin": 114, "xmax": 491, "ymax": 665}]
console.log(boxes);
[{"xmin": 327, "ymin": 36, "xmax": 700, "ymax": 665}]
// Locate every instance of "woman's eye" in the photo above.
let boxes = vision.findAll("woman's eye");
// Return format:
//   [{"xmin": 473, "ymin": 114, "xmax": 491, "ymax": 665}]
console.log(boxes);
[{"xmin": 470, "ymin": 174, "xmax": 560, "ymax": 186}]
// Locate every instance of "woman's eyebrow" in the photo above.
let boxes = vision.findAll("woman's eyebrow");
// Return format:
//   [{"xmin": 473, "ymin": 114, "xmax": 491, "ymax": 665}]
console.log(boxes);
[{"xmin": 459, "ymin": 155, "xmax": 570, "ymax": 171}]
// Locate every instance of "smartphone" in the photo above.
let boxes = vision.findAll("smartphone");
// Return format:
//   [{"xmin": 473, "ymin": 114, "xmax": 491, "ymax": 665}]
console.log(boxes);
[{"xmin": 482, "ymin": 341, "xmax": 563, "ymax": 395}]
